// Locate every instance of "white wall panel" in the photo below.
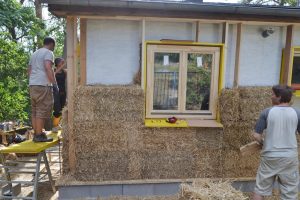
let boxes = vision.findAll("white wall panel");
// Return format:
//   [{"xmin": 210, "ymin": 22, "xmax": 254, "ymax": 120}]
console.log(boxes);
[{"xmin": 86, "ymin": 19, "xmax": 141, "ymax": 85}]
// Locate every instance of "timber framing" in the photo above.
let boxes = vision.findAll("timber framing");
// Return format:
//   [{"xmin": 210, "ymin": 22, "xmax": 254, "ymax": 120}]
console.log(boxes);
[{"xmin": 48, "ymin": 5, "xmax": 300, "ymax": 24}]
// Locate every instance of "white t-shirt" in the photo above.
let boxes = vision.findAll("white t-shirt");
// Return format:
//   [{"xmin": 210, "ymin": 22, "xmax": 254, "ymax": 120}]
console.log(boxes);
[
  {"xmin": 255, "ymin": 106, "xmax": 300, "ymax": 157},
  {"xmin": 29, "ymin": 48, "xmax": 54, "ymax": 86}
]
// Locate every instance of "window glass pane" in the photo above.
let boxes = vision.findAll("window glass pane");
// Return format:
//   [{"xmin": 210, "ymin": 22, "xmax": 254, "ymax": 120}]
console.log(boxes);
[
  {"xmin": 186, "ymin": 53, "xmax": 212, "ymax": 111},
  {"xmin": 153, "ymin": 52, "xmax": 179, "ymax": 110},
  {"xmin": 292, "ymin": 56, "xmax": 300, "ymax": 84}
]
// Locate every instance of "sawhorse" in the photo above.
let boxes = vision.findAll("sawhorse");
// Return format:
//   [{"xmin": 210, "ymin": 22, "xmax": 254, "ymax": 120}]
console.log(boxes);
[{"xmin": 0, "ymin": 132, "xmax": 61, "ymax": 200}]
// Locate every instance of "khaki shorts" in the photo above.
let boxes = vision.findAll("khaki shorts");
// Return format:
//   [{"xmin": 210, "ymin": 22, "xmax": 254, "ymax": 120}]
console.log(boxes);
[
  {"xmin": 30, "ymin": 86, "xmax": 53, "ymax": 119},
  {"xmin": 254, "ymin": 156, "xmax": 299, "ymax": 199}
]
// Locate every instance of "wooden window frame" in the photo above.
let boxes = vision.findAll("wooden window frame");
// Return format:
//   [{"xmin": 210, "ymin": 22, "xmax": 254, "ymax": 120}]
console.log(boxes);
[
  {"xmin": 291, "ymin": 51, "xmax": 300, "ymax": 90},
  {"xmin": 146, "ymin": 44, "xmax": 220, "ymax": 119}
]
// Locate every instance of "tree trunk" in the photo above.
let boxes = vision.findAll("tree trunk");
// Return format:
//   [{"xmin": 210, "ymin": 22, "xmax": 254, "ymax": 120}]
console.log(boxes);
[
  {"xmin": 34, "ymin": 0, "xmax": 43, "ymax": 48},
  {"xmin": 34, "ymin": 0, "xmax": 42, "ymax": 19}
]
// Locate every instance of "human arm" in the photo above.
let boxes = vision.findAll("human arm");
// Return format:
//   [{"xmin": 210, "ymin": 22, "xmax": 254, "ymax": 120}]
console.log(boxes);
[
  {"xmin": 251, "ymin": 132, "xmax": 264, "ymax": 145},
  {"xmin": 253, "ymin": 108, "xmax": 270, "ymax": 145},
  {"xmin": 44, "ymin": 60, "xmax": 56, "ymax": 84}
]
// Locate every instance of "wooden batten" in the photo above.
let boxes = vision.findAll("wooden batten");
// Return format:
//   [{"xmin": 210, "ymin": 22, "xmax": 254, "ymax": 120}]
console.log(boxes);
[
  {"xmin": 195, "ymin": 21, "xmax": 200, "ymax": 42},
  {"xmin": 221, "ymin": 22, "xmax": 229, "ymax": 88},
  {"xmin": 66, "ymin": 16, "xmax": 77, "ymax": 174},
  {"xmin": 141, "ymin": 19, "xmax": 146, "ymax": 89},
  {"xmin": 282, "ymin": 25, "xmax": 294, "ymax": 85},
  {"xmin": 80, "ymin": 18, "xmax": 87, "ymax": 85},
  {"xmin": 233, "ymin": 23, "xmax": 242, "ymax": 88}
]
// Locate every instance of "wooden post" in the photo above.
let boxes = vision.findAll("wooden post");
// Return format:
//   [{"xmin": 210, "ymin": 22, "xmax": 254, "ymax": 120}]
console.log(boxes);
[
  {"xmin": 233, "ymin": 23, "xmax": 242, "ymax": 88},
  {"xmin": 141, "ymin": 19, "xmax": 146, "ymax": 89},
  {"xmin": 221, "ymin": 22, "xmax": 229, "ymax": 88},
  {"xmin": 80, "ymin": 18, "xmax": 87, "ymax": 85},
  {"xmin": 282, "ymin": 25, "xmax": 294, "ymax": 85},
  {"xmin": 195, "ymin": 21, "xmax": 200, "ymax": 42},
  {"xmin": 66, "ymin": 16, "xmax": 76, "ymax": 174}
]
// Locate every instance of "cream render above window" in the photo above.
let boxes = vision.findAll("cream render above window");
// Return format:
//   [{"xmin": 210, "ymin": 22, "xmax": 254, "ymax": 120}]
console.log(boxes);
[{"xmin": 146, "ymin": 44, "xmax": 220, "ymax": 119}]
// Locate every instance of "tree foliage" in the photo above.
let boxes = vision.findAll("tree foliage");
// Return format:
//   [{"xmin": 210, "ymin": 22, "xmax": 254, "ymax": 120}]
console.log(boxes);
[
  {"xmin": 241, "ymin": 0, "xmax": 297, "ymax": 6},
  {"xmin": 0, "ymin": 38, "xmax": 29, "ymax": 122},
  {"xmin": 0, "ymin": 0, "xmax": 66, "ymax": 123}
]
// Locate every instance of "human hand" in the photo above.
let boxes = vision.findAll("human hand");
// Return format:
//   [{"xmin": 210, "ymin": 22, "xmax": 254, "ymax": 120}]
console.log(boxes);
[{"xmin": 53, "ymin": 84, "xmax": 59, "ymax": 93}]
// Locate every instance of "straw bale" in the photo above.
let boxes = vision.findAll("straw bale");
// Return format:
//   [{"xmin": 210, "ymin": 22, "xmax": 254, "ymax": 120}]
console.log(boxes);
[
  {"xmin": 143, "ymin": 128, "xmax": 197, "ymax": 153},
  {"xmin": 219, "ymin": 89, "xmax": 240, "ymax": 126},
  {"xmin": 73, "ymin": 85, "xmax": 144, "ymax": 123},
  {"xmin": 180, "ymin": 180, "xmax": 248, "ymax": 200},
  {"xmin": 222, "ymin": 149, "xmax": 260, "ymax": 178},
  {"xmin": 195, "ymin": 128, "xmax": 223, "ymax": 149},
  {"xmin": 238, "ymin": 87, "xmax": 272, "ymax": 126},
  {"xmin": 75, "ymin": 151, "xmax": 130, "ymax": 181},
  {"xmin": 141, "ymin": 151, "xmax": 196, "ymax": 179},
  {"xmin": 193, "ymin": 149, "xmax": 222, "ymax": 178},
  {"xmin": 223, "ymin": 125, "xmax": 253, "ymax": 150}
]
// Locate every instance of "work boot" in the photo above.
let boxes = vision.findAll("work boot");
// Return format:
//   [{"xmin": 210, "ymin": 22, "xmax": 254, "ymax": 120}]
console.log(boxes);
[{"xmin": 33, "ymin": 132, "xmax": 53, "ymax": 142}]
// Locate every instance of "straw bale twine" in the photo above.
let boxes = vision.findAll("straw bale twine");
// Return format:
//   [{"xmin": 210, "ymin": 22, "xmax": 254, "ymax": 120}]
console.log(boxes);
[{"xmin": 180, "ymin": 180, "xmax": 248, "ymax": 200}]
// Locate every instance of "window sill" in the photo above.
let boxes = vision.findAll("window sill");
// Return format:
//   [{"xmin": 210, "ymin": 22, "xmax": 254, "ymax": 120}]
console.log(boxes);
[{"xmin": 144, "ymin": 119, "xmax": 223, "ymax": 128}]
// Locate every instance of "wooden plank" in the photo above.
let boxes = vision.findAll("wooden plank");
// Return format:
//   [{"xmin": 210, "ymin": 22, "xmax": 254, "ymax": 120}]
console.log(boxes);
[
  {"xmin": 282, "ymin": 25, "xmax": 294, "ymax": 85},
  {"xmin": 187, "ymin": 119, "xmax": 223, "ymax": 128},
  {"xmin": 221, "ymin": 22, "xmax": 229, "ymax": 89},
  {"xmin": 240, "ymin": 141, "xmax": 262, "ymax": 156},
  {"xmin": 233, "ymin": 23, "xmax": 242, "ymax": 88},
  {"xmin": 49, "ymin": 5, "xmax": 300, "ymax": 23},
  {"xmin": 76, "ymin": 15, "xmax": 300, "ymax": 26},
  {"xmin": 66, "ymin": 16, "xmax": 76, "ymax": 174},
  {"xmin": 141, "ymin": 19, "xmax": 146, "ymax": 89},
  {"xmin": 80, "ymin": 18, "xmax": 87, "ymax": 85},
  {"xmin": 195, "ymin": 21, "xmax": 200, "ymax": 42}
]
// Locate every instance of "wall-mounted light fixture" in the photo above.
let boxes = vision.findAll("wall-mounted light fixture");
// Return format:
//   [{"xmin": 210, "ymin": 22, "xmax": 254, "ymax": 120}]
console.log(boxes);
[{"xmin": 262, "ymin": 27, "xmax": 275, "ymax": 38}]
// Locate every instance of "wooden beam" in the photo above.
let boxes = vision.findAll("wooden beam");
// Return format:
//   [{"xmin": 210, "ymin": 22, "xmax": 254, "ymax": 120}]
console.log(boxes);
[
  {"xmin": 141, "ymin": 19, "xmax": 146, "ymax": 89},
  {"xmin": 195, "ymin": 21, "xmax": 200, "ymax": 42},
  {"xmin": 221, "ymin": 22, "xmax": 229, "ymax": 88},
  {"xmin": 80, "ymin": 18, "xmax": 87, "ymax": 85},
  {"xmin": 77, "ymin": 15, "xmax": 300, "ymax": 26},
  {"xmin": 282, "ymin": 25, "xmax": 294, "ymax": 85},
  {"xmin": 233, "ymin": 23, "xmax": 242, "ymax": 88},
  {"xmin": 49, "ymin": 5, "xmax": 300, "ymax": 23},
  {"xmin": 66, "ymin": 16, "xmax": 76, "ymax": 174}
]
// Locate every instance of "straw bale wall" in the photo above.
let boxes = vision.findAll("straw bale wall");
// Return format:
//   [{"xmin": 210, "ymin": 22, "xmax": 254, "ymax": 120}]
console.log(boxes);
[
  {"xmin": 220, "ymin": 87, "xmax": 272, "ymax": 178},
  {"xmin": 61, "ymin": 86, "xmax": 280, "ymax": 181}
]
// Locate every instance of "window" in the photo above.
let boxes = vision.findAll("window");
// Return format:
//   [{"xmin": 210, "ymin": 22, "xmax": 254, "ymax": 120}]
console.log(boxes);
[
  {"xmin": 292, "ymin": 52, "xmax": 300, "ymax": 90},
  {"xmin": 146, "ymin": 44, "xmax": 220, "ymax": 119}
]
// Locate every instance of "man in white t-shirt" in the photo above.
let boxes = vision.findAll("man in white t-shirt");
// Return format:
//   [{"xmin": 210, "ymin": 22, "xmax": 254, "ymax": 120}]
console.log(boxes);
[
  {"xmin": 28, "ymin": 37, "xmax": 58, "ymax": 142},
  {"xmin": 252, "ymin": 85, "xmax": 300, "ymax": 200}
]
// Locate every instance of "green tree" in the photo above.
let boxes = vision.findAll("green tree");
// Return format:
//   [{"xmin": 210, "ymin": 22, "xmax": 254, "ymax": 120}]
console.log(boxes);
[
  {"xmin": 0, "ymin": 38, "xmax": 29, "ymax": 122},
  {"xmin": 0, "ymin": 0, "xmax": 66, "ymax": 123},
  {"xmin": 241, "ymin": 0, "xmax": 297, "ymax": 6}
]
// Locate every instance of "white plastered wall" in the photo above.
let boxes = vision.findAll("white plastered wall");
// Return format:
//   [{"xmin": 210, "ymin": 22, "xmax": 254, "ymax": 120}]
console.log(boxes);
[
  {"xmin": 86, "ymin": 20, "xmax": 221, "ymax": 85},
  {"xmin": 86, "ymin": 19, "xmax": 141, "ymax": 85},
  {"xmin": 225, "ymin": 25, "xmax": 286, "ymax": 87},
  {"xmin": 294, "ymin": 26, "xmax": 300, "ymax": 46}
]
